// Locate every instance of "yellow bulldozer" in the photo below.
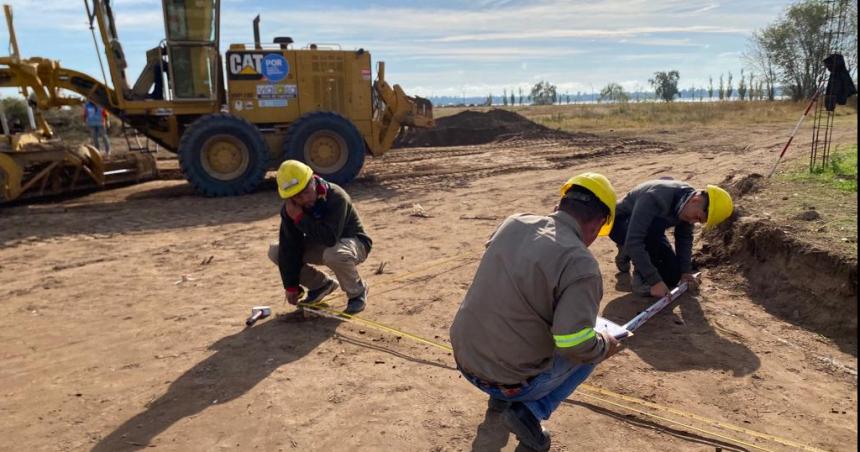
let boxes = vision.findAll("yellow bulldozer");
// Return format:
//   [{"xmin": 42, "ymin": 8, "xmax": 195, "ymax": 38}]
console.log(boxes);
[
  {"xmin": 0, "ymin": 0, "xmax": 433, "ymax": 202},
  {"xmin": 0, "ymin": 5, "xmax": 157, "ymax": 203}
]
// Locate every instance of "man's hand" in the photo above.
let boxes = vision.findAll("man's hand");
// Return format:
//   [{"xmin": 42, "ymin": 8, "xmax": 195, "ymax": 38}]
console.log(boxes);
[
  {"xmin": 285, "ymin": 288, "xmax": 302, "ymax": 305},
  {"xmin": 650, "ymin": 281, "xmax": 670, "ymax": 298},
  {"xmin": 680, "ymin": 273, "xmax": 699, "ymax": 292},
  {"xmin": 600, "ymin": 330, "xmax": 624, "ymax": 360},
  {"xmin": 285, "ymin": 199, "xmax": 304, "ymax": 221}
]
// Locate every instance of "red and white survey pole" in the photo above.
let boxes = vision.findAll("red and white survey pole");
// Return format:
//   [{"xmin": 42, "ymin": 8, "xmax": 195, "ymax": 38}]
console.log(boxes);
[{"xmin": 767, "ymin": 81, "xmax": 826, "ymax": 178}]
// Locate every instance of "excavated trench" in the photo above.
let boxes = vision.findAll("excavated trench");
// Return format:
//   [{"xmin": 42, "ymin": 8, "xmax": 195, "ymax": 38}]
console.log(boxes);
[{"xmin": 697, "ymin": 174, "xmax": 858, "ymax": 355}]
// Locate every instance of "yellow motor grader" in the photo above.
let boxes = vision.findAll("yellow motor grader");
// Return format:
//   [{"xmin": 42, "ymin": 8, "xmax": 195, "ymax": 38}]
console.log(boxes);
[
  {"xmin": 0, "ymin": 0, "xmax": 433, "ymax": 201},
  {"xmin": 0, "ymin": 5, "xmax": 156, "ymax": 203}
]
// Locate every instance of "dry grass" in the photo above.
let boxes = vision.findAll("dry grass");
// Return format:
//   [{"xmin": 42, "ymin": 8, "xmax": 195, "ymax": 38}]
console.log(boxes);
[{"xmin": 434, "ymin": 101, "xmax": 858, "ymax": 133}]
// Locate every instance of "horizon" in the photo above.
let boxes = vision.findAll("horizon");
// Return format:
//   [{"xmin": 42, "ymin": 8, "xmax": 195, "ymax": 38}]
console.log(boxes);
[{"xmin": 0, "ymin": 0, "xmax": 801, "ymax": 98}]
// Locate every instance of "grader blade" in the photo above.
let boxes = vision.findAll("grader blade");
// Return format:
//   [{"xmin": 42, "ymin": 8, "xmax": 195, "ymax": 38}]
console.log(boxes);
[{"xmin": 0, "ymin": 142, "xmax": 157, "ymax": 204}]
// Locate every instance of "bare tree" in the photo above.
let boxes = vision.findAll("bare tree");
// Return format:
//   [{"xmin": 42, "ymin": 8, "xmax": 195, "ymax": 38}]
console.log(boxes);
[
  {"xmin": 738, "ymin": 69, "xmax": 747, "ymax": 100},
  {"xmin": 502, "ymin": 89, "xmax": 508, "ymax": 106},
  {"xmin": 708, "ymin": 76, "xmax": 714, "ymax": 100}
]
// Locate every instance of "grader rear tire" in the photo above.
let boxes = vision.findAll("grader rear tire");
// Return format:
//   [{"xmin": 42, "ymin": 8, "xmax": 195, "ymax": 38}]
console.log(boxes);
[
  {"xmin": 283, "ymin": 112, "xmax": 365, "ymax": 185},
  {"xmin": 178, "ymin": 114, "xmax": 269, "ymax": 196}
]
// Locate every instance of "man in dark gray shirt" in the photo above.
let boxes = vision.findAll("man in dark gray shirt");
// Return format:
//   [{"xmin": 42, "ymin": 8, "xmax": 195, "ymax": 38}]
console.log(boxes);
[{"xmin": 610, "ymin": 179, "xmax": 733, "ymax": 298}]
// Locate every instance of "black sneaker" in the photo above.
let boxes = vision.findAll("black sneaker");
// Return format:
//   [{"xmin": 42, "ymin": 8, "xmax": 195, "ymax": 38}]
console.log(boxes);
[
  {"xmin": 302, "ymin": 279, "xmax": 338, "ymax": 305},
  {"xmin": 501, "ymin": 402, "xmax": 551, "ymax": 452},
  {"xmin": 487, "ymin": 397, "xmax": 511, "ymax": 413},
  {"xmin": 344, "ymin": 289, "xmax": 367, "ymax": 315}
]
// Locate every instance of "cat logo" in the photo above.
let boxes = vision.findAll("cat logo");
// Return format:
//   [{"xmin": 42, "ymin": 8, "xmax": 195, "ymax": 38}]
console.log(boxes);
[{"xmin": 227, "ymin": 52, "xmax": 265, "ymax": 80}]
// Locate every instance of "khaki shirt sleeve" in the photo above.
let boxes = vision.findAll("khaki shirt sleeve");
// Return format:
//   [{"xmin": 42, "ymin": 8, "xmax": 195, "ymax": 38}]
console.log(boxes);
[{"xmin": 551, "ymin": 272, "xmax": 607, "ymax": 364}]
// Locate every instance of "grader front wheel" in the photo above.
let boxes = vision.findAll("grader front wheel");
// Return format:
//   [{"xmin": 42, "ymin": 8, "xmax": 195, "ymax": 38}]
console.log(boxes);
[
  {"xmin": 178, "ymin": 114, "xmax": 268, "ymax": 196},
  {"xmin": 283, "ymin": 112, "xmax": 366, "ymax": 185}
]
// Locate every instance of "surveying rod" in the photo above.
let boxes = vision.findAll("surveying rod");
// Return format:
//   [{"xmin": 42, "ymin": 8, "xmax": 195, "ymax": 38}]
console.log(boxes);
[{"xmin": 613, "ymin": 272, "xmax": 702, "ymax": 339}]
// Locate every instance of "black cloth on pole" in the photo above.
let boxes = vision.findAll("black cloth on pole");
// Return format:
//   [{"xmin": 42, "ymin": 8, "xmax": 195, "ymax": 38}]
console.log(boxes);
[{"xmin": 823, "ymin": 53, "xmax": 857, "ymax": 111}]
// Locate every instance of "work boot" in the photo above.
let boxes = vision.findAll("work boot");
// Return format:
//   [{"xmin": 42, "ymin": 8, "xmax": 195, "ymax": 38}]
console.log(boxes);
[
  {"xmin": 344, "ymin": 288, "xmax": 367, "ymax": 315},
  {"xmin": 501, "ymin": 402, "xmax": 551, "ymax": 452},
  {"xmin": 302, "ymin": 279, "xmax": 339, "ymax": 305},
  {"xmin": 631, "ymin": 271, "xmax": 651, "ymax": 296},
  {"xmin": 614, "ymin": 246, "xmax": 631, "ymax": 273},
  {"xmin": 487, "ymin": 397, "xmax": 511, "ymax": 413}
]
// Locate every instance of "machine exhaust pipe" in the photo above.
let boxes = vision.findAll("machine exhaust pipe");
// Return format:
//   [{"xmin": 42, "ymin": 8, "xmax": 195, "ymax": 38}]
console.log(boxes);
[{"xmin": 253, "ymin": 15, "xmax": 261, "ymax": 50}]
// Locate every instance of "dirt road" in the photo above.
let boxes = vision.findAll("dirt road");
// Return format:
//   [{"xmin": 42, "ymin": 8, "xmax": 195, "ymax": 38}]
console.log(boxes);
[{"xmin": 1, "ymin": 119, "xmax": 856, "ymax": 451}]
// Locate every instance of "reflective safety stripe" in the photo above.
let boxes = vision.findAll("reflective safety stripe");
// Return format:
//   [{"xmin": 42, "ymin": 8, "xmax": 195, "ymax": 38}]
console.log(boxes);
[{"xmin": 554, "ymin": 327, "xmax": 596, "ymax": 348}]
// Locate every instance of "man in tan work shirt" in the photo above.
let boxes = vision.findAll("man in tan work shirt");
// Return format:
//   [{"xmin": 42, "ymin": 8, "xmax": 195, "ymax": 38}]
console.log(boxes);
[{"xmin": 450, "ymin": 173, "xmax": 624, "ymax": 451}]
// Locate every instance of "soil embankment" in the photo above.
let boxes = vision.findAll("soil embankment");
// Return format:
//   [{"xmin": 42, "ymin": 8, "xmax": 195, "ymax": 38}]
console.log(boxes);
[{"xmin": 698, "ymin": 174, "xmax": 858, "ymax": 354}]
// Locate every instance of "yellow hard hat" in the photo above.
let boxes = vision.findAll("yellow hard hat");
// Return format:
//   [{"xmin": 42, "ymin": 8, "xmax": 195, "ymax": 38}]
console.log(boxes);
[
  {"xmin": 277, "ymin": 160, "xmax": 313, "ymax": 199},
  {"xmin": 705, "ymin": 185, "xmax": 733, "ymax": 228},
  {"xmin": 560, "ymin": 172, "xmax": 617, "ymax": 236}
]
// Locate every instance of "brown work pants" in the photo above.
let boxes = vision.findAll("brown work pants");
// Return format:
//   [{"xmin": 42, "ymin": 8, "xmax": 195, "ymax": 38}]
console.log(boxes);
[{"xmin": 268, "ymin": 238, "xmax": 368, "ymax": 298}]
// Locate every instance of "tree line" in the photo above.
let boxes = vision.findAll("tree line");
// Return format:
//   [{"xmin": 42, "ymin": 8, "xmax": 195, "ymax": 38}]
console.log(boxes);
[{"xmin": 478, "ymin": 0, "xmax": 856, "ymax": 106}]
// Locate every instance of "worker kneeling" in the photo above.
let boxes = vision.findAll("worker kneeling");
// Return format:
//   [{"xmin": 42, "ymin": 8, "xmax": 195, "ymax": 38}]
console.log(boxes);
[
  {"xmin": 610, "ymin": 179, "xmax": 733, "ymax": 298},
  {"xmin": 268, "ymin": 160, "xmax": 372, "ymax": 314},
  {"xmin": 450, "ymin": 173, "xmax": 624, "ymax": 451}
]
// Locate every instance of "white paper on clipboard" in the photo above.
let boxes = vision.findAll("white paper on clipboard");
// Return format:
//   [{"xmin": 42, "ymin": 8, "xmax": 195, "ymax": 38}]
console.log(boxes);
[{"xmin": 595, "ymin": 316, "xmax": 631, "ymax": 339}]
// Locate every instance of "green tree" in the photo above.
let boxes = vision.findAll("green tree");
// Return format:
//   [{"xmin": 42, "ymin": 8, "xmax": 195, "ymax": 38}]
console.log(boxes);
[
  {"xmin": 719, "ymin": 74, "xmax": 725, "ymax": 100},
  {"xmin": 530, "ymin": 81, "xmax": 558, "ymax": 105},
  {"xmin": 518, "ymin": 87, "xmax": 524, "ymax": 105},
  {"xmin": 727, "ymin": 71, "xmax": 734, "ymax": 100},
  {"xmin": 510, "ymin": 90, "xmax": 516, "ymax": 106},
  {"xmin": 599, "ymin": 83, "xmax": 629, "ymax": 103},
  {"xmin": 502, "ymin": 89, "xmax": 508, "ymax": 106},
  {"xmin": 648, "ymin": 70, "xmax": 680, "ymax": 102},
  {"xmin": 708, "ymin": 76, "xmax": 714, "ymax": 100},
  {"xmin": 748, "ymin": 72, "xmax": 756, "ymax": 100},
  {"xmin": 747, "ymin": 0, "xmax": 858, "ymax": 100},
  {"xmin": 0, "ymin": 97, "xmax": 29, "ymax": 130},
  {"xmin": 484, "ymin": 94, "xmax": 493, "ymax": 107}
]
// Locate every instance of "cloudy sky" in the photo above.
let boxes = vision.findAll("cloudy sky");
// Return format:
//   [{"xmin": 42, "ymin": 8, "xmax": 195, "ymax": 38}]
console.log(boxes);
[{"xmin": 3, "ymin": 0, "xmax": 795, "ymax": 97}]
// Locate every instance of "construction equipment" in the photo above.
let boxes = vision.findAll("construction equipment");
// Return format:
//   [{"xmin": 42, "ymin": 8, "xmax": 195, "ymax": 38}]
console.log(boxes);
[
  {"xmin": 0, "ymin": 0, "xmax": 433, "ymax": 199},
  {"xmin": 0, "ymin": 5, "xmax": 157, "ymax": 203}
]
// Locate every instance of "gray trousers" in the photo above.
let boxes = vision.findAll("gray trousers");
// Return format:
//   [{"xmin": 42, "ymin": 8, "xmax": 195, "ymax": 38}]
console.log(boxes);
[{"xmin": 269, "ymin": 238, "xmax": 368, "ymax": 298}]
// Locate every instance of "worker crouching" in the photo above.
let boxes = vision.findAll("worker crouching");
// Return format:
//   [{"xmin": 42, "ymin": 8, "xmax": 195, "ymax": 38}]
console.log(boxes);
[
  {"xmin": 450, "ymin": 173, "xmax": 625, "ymax": 451},
  {"xmin": 610, "ymin": 179, "xmax": 733, "ymax": 298},
  {"xmin": 268, "ymin": 160, "xmax": 372, "ymax": 314}
]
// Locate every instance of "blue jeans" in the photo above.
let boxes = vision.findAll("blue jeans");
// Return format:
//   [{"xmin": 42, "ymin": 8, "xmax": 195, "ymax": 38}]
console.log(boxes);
[
  {"xmin": 90, "ymin": 126, "xmax": 111, "ymax": 155},
  {"xmin": 461, "ymin": 356, "xmax": 594, "ymax": 421}
]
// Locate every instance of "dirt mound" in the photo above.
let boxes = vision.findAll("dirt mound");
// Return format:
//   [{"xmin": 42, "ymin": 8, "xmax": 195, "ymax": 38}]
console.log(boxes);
[
  {"xmin": 698, "ymin": 173, "xmax": 858, "ymax": 354},
  {"xmin": 395, "ymin": 109, "xmax": 588, "ymax": 148}
]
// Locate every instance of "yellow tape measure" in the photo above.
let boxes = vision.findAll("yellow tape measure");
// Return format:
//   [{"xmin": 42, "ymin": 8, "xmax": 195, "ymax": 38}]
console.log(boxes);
[{"xmin": 301, "ymin": 303, "xmax": 827, "ymax": 452}]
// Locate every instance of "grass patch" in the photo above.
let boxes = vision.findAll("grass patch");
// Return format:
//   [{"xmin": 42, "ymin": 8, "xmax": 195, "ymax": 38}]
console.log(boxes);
[
  {"xmin": 784, "ymin": 144, "xmax": 858, "ymax": 192},
  {"xmin": 434, "ymin": 101, "xmax": 857, "ymax": 132}
]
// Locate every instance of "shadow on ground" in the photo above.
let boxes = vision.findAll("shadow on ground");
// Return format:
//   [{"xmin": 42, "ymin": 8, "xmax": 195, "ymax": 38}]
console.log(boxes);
[
  {"xmin": 601, "ymin": 281, "xmax": 760, "ymax": 377},
  {"xmin": 91, "ymin": 317, "xmax": 338, "ymax": 451}
]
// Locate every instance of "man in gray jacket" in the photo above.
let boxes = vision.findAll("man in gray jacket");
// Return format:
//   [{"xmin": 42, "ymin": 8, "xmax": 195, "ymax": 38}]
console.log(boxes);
[
  {"xmin": 450, "ymin": 173, "xmax": 623, "ymax": 451},
  {"xmin": 610, "ymin": 179, "xmax": 733, "ymax": 298}
]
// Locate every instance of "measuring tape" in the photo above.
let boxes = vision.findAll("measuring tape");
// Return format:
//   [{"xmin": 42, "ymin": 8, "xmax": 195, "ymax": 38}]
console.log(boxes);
[
  {"xmin": 298, "ymin": 302, "xmax": 827, "ymax": 451},
  {"xmin": 285, "ymin": 250, "xmax": 828, "ymax": 451}
]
